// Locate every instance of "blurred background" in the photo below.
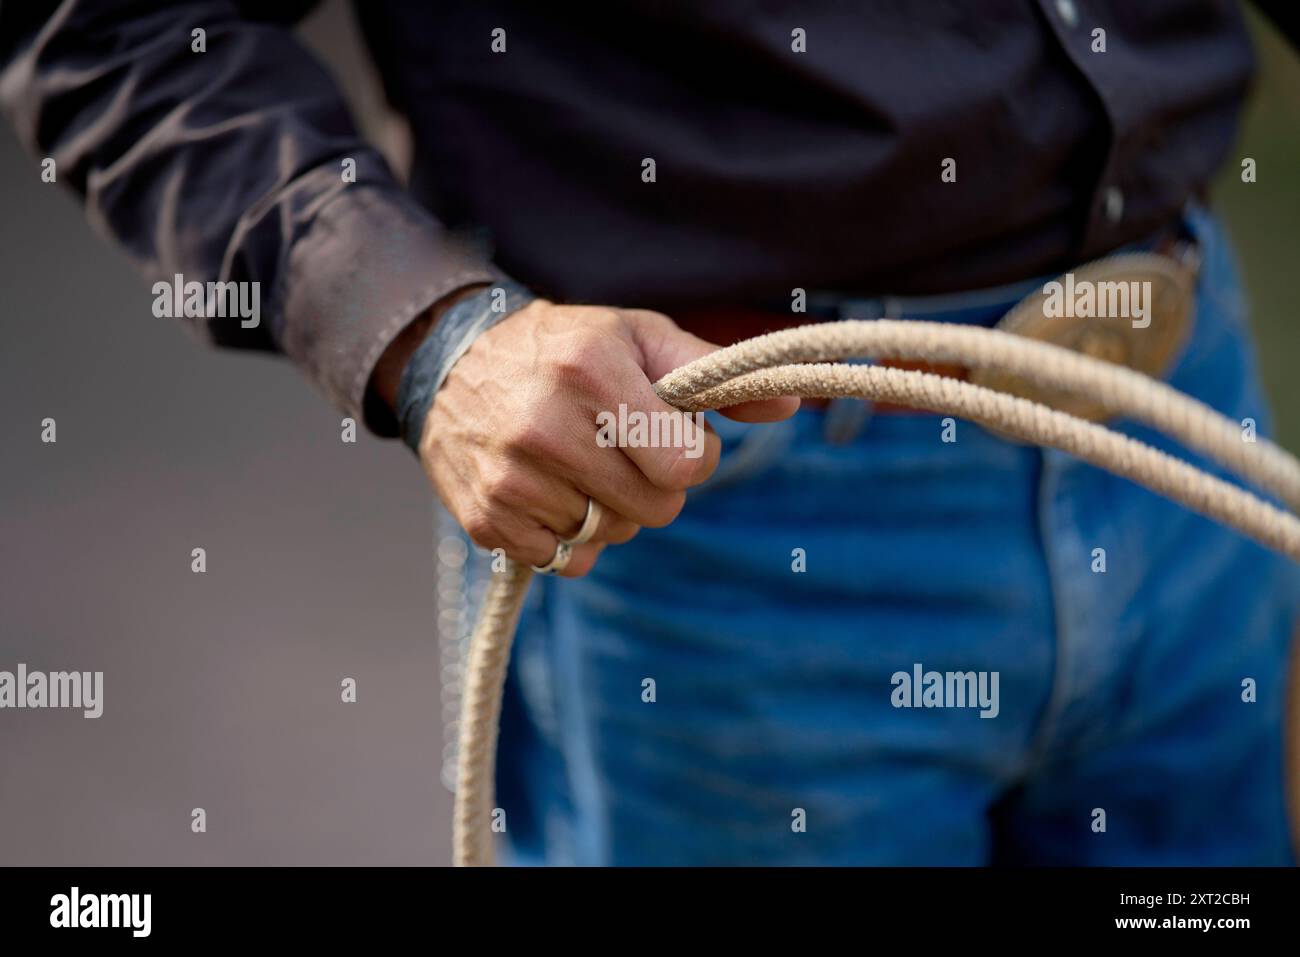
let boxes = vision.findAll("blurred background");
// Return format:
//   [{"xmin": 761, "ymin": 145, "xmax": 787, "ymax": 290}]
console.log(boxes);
[
  {"xmin": 0, "ymin": 3, "xmax": 1295, "ymax": 865},
  {"xmin": 1214, "ymin": 9, "xmax": 1300, "ymax": 455}
]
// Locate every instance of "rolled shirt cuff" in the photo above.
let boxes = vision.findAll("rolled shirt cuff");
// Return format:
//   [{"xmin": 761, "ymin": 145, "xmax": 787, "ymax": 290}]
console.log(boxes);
[{"xmin": 275, "ymin": 182, "xmax": 501, "ymax": 436}]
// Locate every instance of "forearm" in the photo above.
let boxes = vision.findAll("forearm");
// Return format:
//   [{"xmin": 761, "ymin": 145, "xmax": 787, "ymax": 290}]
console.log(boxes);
[{"xmin": 0, "ymin": 0, "xmax": 497, "ymax": 433}]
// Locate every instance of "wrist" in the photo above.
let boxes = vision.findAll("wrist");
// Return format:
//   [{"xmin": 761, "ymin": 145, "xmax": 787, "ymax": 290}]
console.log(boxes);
[
  {"xmin": 369, "ymin": 284, "xmax": 490, "ymax": 416},
  {"xmin": 393, "ymin": 279, "xmax": 538, "ymax": 451}
]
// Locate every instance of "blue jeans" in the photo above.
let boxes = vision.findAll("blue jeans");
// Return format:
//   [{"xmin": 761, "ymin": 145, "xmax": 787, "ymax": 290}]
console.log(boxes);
[{"xmin": 479, "ymin": 205, "xmax": 1300, "ymax": 865}]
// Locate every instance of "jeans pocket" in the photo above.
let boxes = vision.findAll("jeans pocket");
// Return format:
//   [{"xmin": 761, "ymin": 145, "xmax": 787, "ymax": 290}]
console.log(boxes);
[{"xmin": 1162, "ymin": 202, "xmax": 1269, "ymax": 426}]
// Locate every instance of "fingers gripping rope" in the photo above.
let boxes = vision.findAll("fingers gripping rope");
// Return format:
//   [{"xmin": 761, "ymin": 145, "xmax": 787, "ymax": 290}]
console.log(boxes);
[{"xmin": 451, "ymin": 320, "xmax": 1300, "ymax": 866}]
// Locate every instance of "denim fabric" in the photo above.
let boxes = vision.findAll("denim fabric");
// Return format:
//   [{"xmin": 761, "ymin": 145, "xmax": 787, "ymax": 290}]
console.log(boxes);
[{"xmin": 471, "ymin": 205, "xmax": 1299, "ymax": 865}]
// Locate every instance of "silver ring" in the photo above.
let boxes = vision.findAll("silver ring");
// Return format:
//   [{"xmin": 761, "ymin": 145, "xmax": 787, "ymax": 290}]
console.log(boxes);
[
  {"xmin": 531, "ymin": 537, "xmax": 572, "ymax": 575},
  {"xmin": 563, "ymin": 497, "xmax": 603, "ymax": 546}
]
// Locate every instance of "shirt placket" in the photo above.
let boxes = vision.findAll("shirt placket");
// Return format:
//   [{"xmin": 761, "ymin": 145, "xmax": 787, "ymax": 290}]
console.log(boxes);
[{"xmin": 1035, "ymin": 0, "xmax": 1132, "ymax": 258}]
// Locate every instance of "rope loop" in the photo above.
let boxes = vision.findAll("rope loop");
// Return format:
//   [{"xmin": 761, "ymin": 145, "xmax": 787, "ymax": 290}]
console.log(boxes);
[{"xmin": 452, "ymin": 320, "xmax": 1300, "ymax": 865}]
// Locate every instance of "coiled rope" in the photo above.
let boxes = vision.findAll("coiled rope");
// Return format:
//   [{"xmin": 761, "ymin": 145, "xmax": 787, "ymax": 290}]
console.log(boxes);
[{"xmin": 452, "ymin": 319, "xmax": 1300, "ymax": 866}]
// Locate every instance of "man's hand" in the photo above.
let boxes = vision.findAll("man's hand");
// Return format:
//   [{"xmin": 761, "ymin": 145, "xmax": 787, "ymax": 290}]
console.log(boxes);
[{"xmin": 417, "ymin": 300, "xmax": 799, "ymax": 576}]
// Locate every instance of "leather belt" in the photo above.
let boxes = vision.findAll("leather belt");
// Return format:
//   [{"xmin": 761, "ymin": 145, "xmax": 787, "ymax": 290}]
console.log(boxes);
[{"xmin": 674, "ymin": 231, "xmax": 1200, "ymax": 419}]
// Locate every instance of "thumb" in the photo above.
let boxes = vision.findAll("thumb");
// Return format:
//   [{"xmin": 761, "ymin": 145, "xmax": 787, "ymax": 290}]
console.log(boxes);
[{"xmin": 621, "ymin": 308, "xmax": 801, "ymax": 423}]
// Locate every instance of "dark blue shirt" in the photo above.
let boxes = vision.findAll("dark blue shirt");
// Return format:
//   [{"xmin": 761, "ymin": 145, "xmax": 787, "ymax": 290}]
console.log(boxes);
[{"xmin": 1, "ymin": 1, "xmax": 1288, "ymax": 433}]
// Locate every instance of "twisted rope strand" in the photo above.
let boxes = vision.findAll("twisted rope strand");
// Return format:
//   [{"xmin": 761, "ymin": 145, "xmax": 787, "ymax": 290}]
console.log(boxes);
[{"xmin": 453, "ymin": 560, "xmax": 532, "ymax": 866}]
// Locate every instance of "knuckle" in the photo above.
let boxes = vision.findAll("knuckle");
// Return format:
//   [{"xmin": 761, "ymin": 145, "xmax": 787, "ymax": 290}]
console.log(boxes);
[
  {"xmin": 666, "ymin": 446, "xmax": 715, "ymax": 488},
  {"xmin": 642, "ymin": 491, "xmax": 686, "ymax": 528},
  {"xmin": 510, "ymin": 414, "xmax": 563, "ymax": 461},
  {"xmin": 653, "ymin": 452, "xmax": 691, "ymax": 491},
  {"xmin": 461, "ymin": 506, "xmax": 500, "ymax": 548},
  {"xmin": 507, "ymin": 543, "xmax": 548, "ymax": 568},
  {"xmin": 608, "ymin": 521, "xmax": 640, "ymax": 545},
  {"xmin": 553, "ymin": 329, "xmax": 621, "ymax": 391},
  {"xmin": 555, "ymin": 353, "xmax": 605, "ymax": 395},
  {"xmin": 482, "ymin": 468, "xmax": 530, "ymax": 510},
  {"xmin": 645, "ymin": 446, "xmax": 709, "ymax": 493},
  {"xmin": 576, "ymin": 308, "xmax": 626, "ymax": 336},
  {"xmin": 622, "ymin": 308, "xmax": 678, "ymax": 342}
]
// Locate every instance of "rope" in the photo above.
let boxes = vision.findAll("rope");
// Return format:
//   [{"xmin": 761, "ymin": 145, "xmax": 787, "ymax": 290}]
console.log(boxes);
[
  {"xmin": 657, "ymin": 321, "xmax": 1300, "ymax": 511},
  {"xmin": 452, "ymin": 319, "xmax": 1300, "ymax": 866},
  {"xmin": 451, "ymin": 558, "xmax": 533, "ymax": 866}
]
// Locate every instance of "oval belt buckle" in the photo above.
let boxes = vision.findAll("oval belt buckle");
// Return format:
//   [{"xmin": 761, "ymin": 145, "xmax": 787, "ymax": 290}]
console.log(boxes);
[{"xmin": 970, "ymin": 248, "xmax": 1198, "ymax": 424}]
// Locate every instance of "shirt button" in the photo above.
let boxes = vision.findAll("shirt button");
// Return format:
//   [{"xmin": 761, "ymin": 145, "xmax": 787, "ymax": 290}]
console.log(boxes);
[
  {"xmin": 1104, "ymin": 186, "xmax": 1124, "ymax": 225},
  {"xmin": 1055, "ymin": 0, "xmax": 1079, "ymax": 28}
]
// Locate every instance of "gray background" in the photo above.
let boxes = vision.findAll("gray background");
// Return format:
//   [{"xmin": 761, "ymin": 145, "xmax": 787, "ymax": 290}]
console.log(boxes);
[
  {"xmin": 0, "ymin": 2, "xmax": 454, "ymax": 866},
  {"xmin": 0, "ymin": 4, "xmax": 1296, "ymax": 865}
]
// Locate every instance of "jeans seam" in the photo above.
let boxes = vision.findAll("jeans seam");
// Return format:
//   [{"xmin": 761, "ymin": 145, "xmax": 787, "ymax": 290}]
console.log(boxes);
[{"xmin": 1014, "ymin": 449, "xmax": 1074, "ymax": 783}]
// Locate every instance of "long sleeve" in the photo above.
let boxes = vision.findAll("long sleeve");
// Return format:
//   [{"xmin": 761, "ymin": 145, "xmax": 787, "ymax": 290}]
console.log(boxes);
[{"xmin": 0, "ymin": 0, "xmax": 499, "ymax": 433}]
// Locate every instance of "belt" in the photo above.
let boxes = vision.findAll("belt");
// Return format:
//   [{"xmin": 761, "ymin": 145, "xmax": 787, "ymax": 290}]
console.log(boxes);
[{"xmin": 673, "ymin": 228, "xmax": 1200, "ymax": 419}]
